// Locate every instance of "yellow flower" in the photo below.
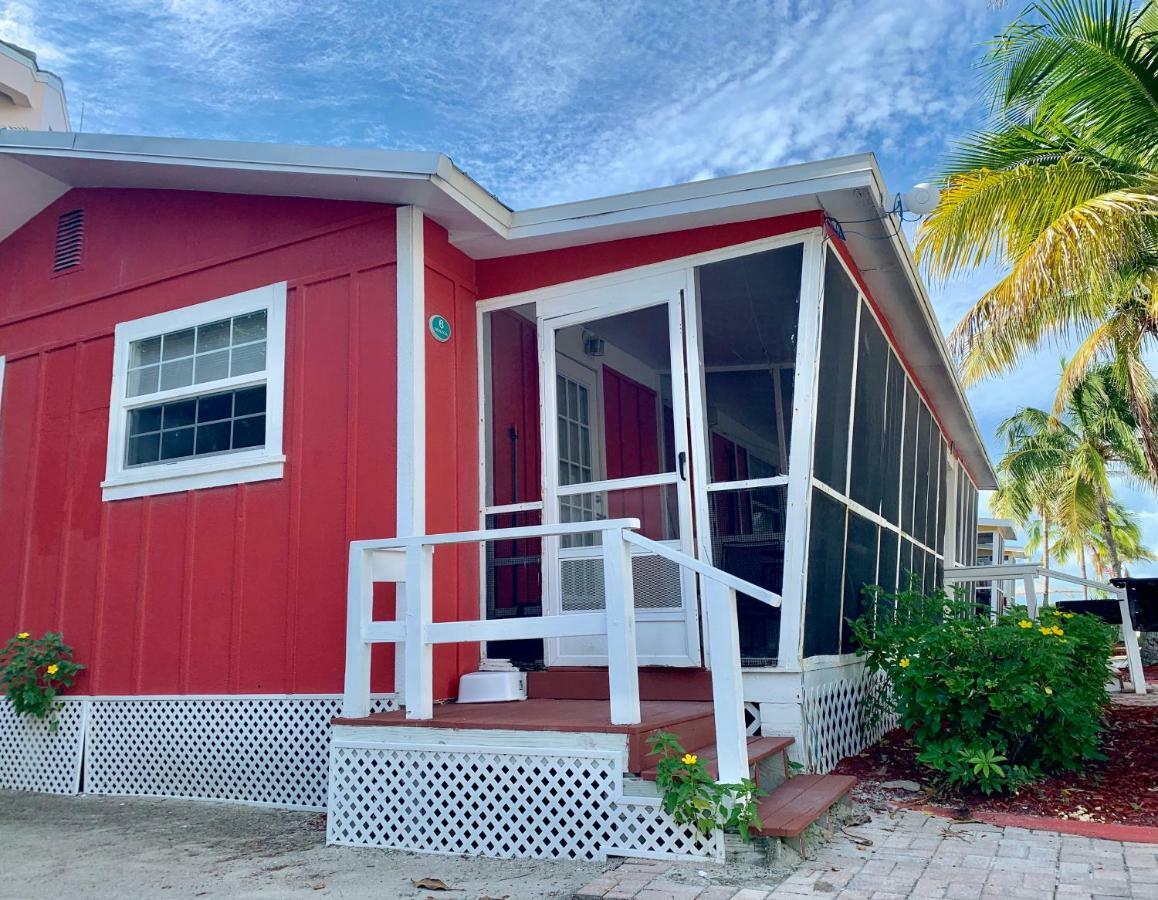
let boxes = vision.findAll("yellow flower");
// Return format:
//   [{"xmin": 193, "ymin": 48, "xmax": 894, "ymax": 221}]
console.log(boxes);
[
  {"xmin": 1051, "ymin": 626, "xmax": 1064, "ymax": 636},
  {"xmin": 899, "ymin": 658, "xmax": 911, "ymax": 669},
  {"xmin": 16, "ymin": 632, "xmax": 29, "ymax": 640},
  {"xmin": 45, "ymin": 664, "xmax": 59, "ymax": 676},
  {"xmin": 1062, "ymin": 612, "xmax": 1075, "ymax": 619},
  {"xmin": 681, "ymin": 753, "xmax": 698, "ymax": 766},
  {"xmin": 1045, "ymin": 686, "xmax": 1054, "ymax": 695},
  {"xmin": 1039, "ymin": 627, "xmax": 1052, "ymax": 635},
  {"xmin": 1017, "ymin": 620, "xmax": 1033, "ymax": 629}
]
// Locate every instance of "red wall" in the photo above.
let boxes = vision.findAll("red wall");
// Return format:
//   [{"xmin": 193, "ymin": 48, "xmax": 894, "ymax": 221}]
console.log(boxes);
[{"xmin": 0, "ymin": 189, "xmax": 480, "ymax": 699}]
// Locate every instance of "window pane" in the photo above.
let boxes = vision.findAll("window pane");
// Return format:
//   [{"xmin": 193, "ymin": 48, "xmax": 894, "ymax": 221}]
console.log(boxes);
[
  {"xmin": 234, "ymin": 386, "xmax": 266, "ymax": 416},
  {"xmin": 161, "ymin": 426, "xmax": 195, "ymax": 460},
  {"xmin": 230, "ymin": 342, "xmax": 267, "ymax": 376},
  {"xmin": 195, "ymin": 420, "xmax": 231, "ymax": 454},
  {"xmin": 813, "ymin": 253, "xmax": 859, "ymax": 490},
  {"xmin": 127, "ymin": 365, "xmax": 159, "ymax": 398},
  {"xmin": 127, "ymin": 433, "xmax": 160, "ymax": 466},
  {"xmin": 232, "ymin": 310, "xmax": 267, "ymax": 344},
  {"xmin": 162, "ymin": 328, "xmax": 195, "ymax": 360},
  {"xmin": 162, "ymin": 399, "xmax": 197, "ymax": 429},
  {"xmin": 232, "ymin": 415, "xmax": 265, "ymax": 449},
  {"xmin": 194, "ymin": 349, "xmax": 230, "ymax": 384},
  {"xmin": 129, "ymin": 336, "xmax": 161, "ymax": 368},
  {"xmin": 196, "ymin": 319, "xmax": 231, "ymax": 352},
  {"xmin": 159, "ymin": 357, "xmax": 194, "ymax": 391},
  {"xmin": 696, "ymin": 245, "xmax": 803, "ymax": 482},
  {"xmin": 197, "ymin": 392, "xmax": 233, "ymax": 423},
  {"xmin": 129, "ymin": 405, "xmax": 162, "ymax": 436}
]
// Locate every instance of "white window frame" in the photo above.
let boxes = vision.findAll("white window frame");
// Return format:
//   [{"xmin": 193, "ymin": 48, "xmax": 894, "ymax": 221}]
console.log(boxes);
[{"xmin": 102, "ymin": 282, "xmax": 288, "ymax": 501}]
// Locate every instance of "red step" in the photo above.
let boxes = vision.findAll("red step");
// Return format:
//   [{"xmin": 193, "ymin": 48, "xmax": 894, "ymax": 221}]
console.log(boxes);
[
  {"xmin": 754, "ymin": 774, "xmax": 856, "ymax": 838},
  {"xmin": 528, "ymin": 667, "xmax": 714, "ymax": 702},
  {"xmin": 640, "ymin": 735, "xmax": 794, "ymax": 782}
]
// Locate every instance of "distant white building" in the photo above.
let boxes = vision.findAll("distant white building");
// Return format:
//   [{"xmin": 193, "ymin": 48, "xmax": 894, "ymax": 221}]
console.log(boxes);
[
  {"xmin": 976, "ymin": 517, "xmax": 1022, "ymax": 612},
  {"xmin": 0, "ymin": 40, "xmax": 68, "ymax": 132}
]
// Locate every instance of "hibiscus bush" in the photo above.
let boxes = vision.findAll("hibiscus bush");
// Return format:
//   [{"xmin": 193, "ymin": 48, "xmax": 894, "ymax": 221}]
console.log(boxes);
[
  {"xmin": 850, "ymin": 581, "xmax": 1116, "ymax": 794},
  {"xmin": 0, "ymin": 631, "xmax": 85, "ymax": 729}
]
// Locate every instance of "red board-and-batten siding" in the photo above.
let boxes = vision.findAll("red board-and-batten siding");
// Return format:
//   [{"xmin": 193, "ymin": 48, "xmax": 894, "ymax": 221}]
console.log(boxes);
[{"xmin": 0, "ymin": 189, "xmax": 480, "ymax": 698}]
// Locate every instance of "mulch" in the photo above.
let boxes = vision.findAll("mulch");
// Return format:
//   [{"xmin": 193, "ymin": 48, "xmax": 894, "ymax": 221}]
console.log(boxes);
[{"xmin": 833, "ymin": 694, "xmax": 1158, "ymax": 828}]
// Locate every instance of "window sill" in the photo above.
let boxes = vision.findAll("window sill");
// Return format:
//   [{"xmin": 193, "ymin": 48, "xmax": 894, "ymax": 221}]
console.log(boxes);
[{"xmin": 101, "ymin": 453, "xmax": 286, "ymax": 501}]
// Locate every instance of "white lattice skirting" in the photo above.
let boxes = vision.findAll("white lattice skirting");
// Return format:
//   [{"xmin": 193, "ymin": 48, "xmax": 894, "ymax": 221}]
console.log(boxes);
[
  {"xmin": 328, "ymin": 727, "xmax": 722, "ymax": 862},
  {"xmin": 0, "ymin": 695, "xmax": 396, "ymax": 810},
  {"xmin": 801, "ymin": 665, "xmax": 897, "ymax": 773}
]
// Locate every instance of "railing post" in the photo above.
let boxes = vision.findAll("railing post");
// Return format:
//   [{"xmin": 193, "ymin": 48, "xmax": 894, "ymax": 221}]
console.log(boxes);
[
  {"xmin": 602, "ymin": 528, "xmax": 641, "ymax": 726},
  {"xmin": 342, "ymin": 545, "xmax": 373, "ymax": 718},
  {"xmin": 403, "ymin": 544, "xmax": 435, "ymax": 719},
  {"xmin": 1117, "ymin": 589, "xmax": 1147, "ymax": 695},
  {"xmin": 705, "ymin": 580, "xmax": 749, "ymax": 784},
  {"xmin": 1023, "ymin": 574, "xmax": 1039, "ymax": 620}
]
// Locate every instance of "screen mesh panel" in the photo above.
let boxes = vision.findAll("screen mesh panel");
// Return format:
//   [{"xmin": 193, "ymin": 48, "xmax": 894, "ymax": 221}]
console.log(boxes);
[
  {"xmin": 881, "ymin": 352, "xmax": 905, "ymax": 525},
  {"xmin": 707, "ymin": 485, "xmax": 786, "ymax": 665},
  {"xmin": 841, "ymin": 512, "xmax": 879, "ymax": 651},
  {"xmin": 813, "ymin": 254, "xmax": 859, "ymax": 490},
  {"xmin": 485, "ymin": 510, "xmax": 544, "ymax": 668},
  {"xmin": 850, "ymin": 303, "xmax": 888, "ymax": 514},
  {"xmin": 804, "ymin": 488, "xmax": 846, "ymax": 656}
]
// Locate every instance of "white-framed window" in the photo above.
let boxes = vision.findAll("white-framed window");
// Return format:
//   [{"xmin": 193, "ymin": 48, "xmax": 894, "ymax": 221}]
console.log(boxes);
[{"xmin": 102, "ymin": 282, "xmax": 287, "ymax": 501}]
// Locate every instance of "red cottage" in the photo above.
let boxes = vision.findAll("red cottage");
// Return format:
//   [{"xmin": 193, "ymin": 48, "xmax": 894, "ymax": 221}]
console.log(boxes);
[{"xmin": 0, "ymin": 133, "xmax": 993, "ymax": 860}]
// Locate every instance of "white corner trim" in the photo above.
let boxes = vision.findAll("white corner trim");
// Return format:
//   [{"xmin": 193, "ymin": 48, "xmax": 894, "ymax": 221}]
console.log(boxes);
[
  {"xmin": 102, "ymin": 282, "xmax": 288, "ymax": 502},
  {"xmin": 396, "ymin": 206, "xmax": 425, "ymax": 537}
]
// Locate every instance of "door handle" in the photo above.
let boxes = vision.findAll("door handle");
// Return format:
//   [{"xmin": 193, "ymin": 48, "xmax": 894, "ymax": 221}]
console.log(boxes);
[{"xmin": 678, "ymin": 451, "xmax": 688, "ymax": 482}]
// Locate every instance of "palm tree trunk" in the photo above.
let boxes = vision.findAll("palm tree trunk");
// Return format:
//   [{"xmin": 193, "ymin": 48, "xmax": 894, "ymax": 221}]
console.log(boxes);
[{"xmin": 1096, "ymin": 489, "xmax": 1122, "ymax": 578}]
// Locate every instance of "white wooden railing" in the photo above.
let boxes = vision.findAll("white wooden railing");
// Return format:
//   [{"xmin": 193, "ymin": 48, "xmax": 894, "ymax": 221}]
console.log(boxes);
[
  {"xmin": 944, "ymin": 564, "xmax": 1147, "ymax": 695},
  {"xmin": 342, "ymin": 518, "xmax": 782, "ymax": 783}
]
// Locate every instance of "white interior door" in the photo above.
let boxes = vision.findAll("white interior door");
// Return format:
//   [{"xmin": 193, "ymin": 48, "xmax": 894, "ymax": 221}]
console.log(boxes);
[{"xmin": 539, "ymin": 272, "xmax": 701, "ymax": 667}]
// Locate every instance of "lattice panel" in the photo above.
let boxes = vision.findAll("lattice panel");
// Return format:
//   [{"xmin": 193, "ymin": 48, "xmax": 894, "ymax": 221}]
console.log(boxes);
[
  {"xmin": 801, "ymin": 668, "xmax": 896, "ymax": 773},
  {"xmin": 606, "ymin": 796, "xmax": 723, "ymax": 862},
  {"xmin": 328, "ymin": 742, "xmax": 621, "ymax": 859},
  {"xmin": 0, "ymin": 699, "xmax": 87, "ymax": 794},
  {"xmin": 86, "ymin": 695, "xmax": 396, "ymax": 810}
]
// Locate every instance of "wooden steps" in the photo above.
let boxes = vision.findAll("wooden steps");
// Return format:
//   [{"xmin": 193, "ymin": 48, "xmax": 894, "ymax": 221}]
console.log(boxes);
[
  {"xmin": 753, "ymin": 774, "xmax": 857, "ymax": 839},
  {"xmin": 527, "ymin": 667, "xmax": 714, "ymax": 702},
  {"xmin": 640, "ymin": 734, "xmax": 793, "ymax": 782}
]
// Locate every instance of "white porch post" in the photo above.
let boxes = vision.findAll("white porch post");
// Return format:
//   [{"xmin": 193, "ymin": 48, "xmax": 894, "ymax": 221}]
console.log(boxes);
[
  {"xmin": 602, "ymin": 528, "xmax": 641, "ymax": 725},
  {"xmin": 779, "ymin": 231, "xmax": 825, "ymax": 668},
  {"xmin": 705, "ymin": 580, "xmax": 749, "ymax": 783},
  {"xmin": 1117, "ymin": 589, "xmax": 1147, "ymax": 695},
  {"xmin": 396, "ymin": 206, "xmax": 426, "ymax": 703},
  {"xmin": 342, "ymin": 544, "xmax": 373, "ymax": 717},
  {"xmin": 1023, "ymin": 574, "xmax": 1038, "ymax": 619}
]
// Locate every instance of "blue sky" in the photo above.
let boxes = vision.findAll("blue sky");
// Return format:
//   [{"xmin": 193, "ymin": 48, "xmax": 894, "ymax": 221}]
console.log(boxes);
[{"xmin": 3, "ymin": 0, "xmax": 1155, "ymax": 575}]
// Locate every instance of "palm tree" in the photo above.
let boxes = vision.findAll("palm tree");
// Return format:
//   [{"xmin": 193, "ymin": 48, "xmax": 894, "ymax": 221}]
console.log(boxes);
[
  {"xmin": 916, "ymin": 0, "xmax": 1158, "ymax": 476},
  {"xmin": 994, "ymin": 366, "xmax": 1151, "ymax": 582}
]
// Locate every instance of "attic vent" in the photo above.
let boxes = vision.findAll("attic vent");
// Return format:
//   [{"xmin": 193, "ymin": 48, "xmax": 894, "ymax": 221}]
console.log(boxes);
[{"xmin": 53, "ymin": 208, "xmax": 85, "ymax": 273}]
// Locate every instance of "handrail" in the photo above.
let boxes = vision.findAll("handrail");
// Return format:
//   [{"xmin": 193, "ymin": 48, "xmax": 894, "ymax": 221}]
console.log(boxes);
[
  {"xmin": 343, "ymin": 515, "xmax": 772, "ymax": 783},
  {"xmin": 623, "ymin": 531, "xmax": 782, "ymax": 608},
  {"xmin": 352, "ymin": 517, "xmax": 642, "ymax": 550},
  {"xmin": 943, "ymin": 563, "xmax": 1145, "ymax": 695}
]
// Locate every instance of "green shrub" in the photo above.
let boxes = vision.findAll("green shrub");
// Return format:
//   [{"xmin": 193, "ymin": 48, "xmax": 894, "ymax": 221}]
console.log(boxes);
[
  {"xmin": 646, "ymin": 731, "xmax": 765, "ymax": 839},
  {"xmin": 0, "ymin": 631, "xmax": 85, "ymax": 730},
  {"xmin": 850, "ymin": 580, "xmax": 1116, "ymax": 794}
]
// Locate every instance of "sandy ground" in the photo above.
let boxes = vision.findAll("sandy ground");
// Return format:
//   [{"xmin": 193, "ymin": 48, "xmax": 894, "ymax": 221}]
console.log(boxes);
[{"xmin": 0, "ymin": 791, "xmax": 606, "ymax": 899}]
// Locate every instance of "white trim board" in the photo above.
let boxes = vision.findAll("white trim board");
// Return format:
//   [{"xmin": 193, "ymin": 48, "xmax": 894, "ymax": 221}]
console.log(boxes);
[{"xmin": 101, "ymin": 282, "xmax": 287, "ymax": 501}]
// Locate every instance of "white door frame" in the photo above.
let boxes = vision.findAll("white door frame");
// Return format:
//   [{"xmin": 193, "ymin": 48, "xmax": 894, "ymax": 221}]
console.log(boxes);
[{"xmin": 537, "ymin": 271, "xmax": 701, "ymax": 667}]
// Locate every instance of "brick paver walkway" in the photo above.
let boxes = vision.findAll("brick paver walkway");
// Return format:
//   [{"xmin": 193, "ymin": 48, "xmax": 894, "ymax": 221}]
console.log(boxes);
[{"xmin": 576, "ymin": 809, "xmax": 1158, "ymax": 899}]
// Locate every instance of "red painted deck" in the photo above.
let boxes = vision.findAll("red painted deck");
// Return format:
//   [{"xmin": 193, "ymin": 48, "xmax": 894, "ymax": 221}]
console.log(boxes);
[{"xmin": 334, "ymin": 698, "xmax": 716, "ymax": 773}]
